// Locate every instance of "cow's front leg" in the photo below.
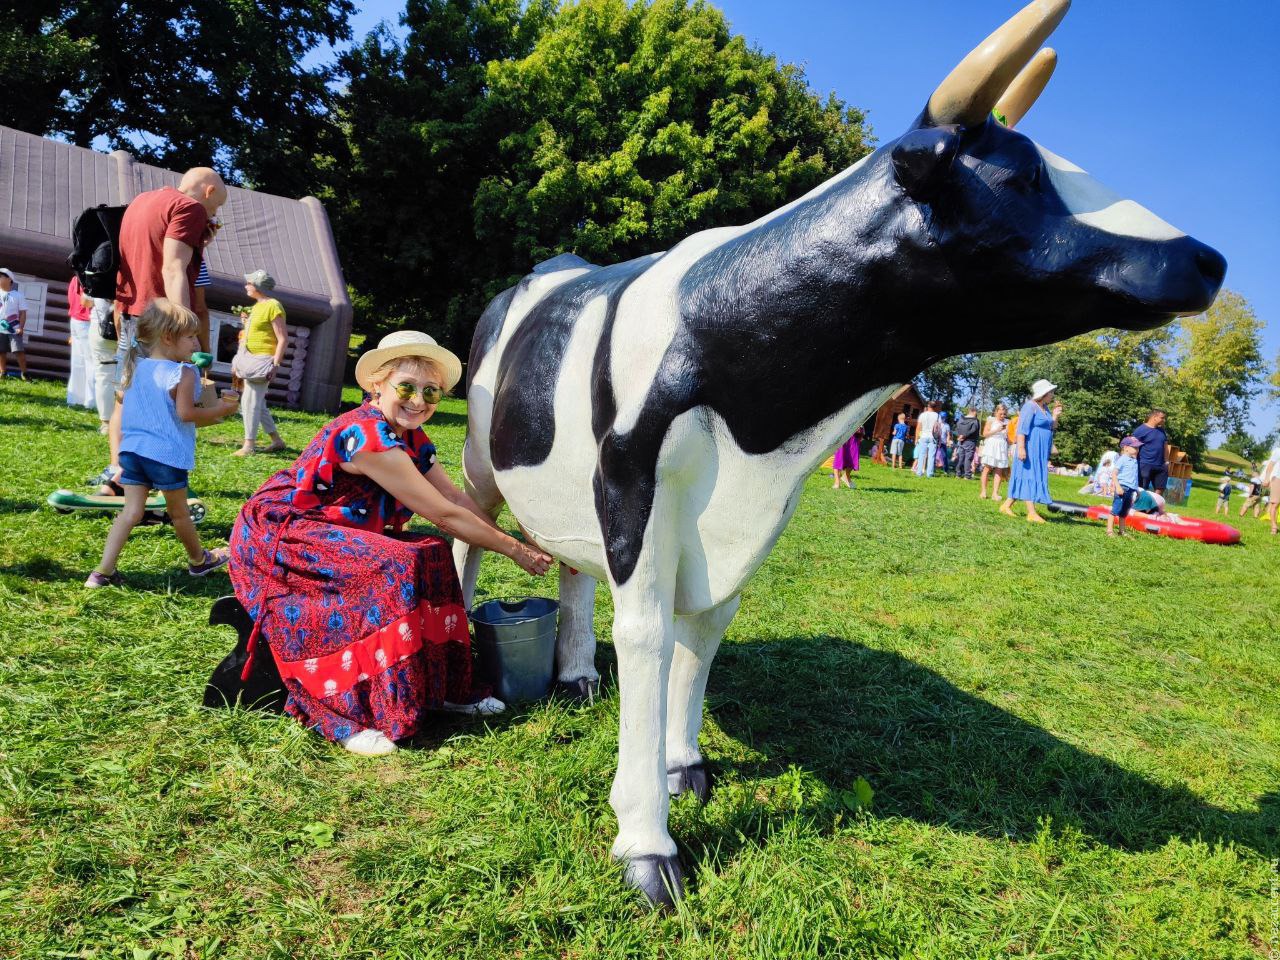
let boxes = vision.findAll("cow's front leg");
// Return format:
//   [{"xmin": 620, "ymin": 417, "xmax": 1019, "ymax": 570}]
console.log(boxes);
[
  {"xmin": 608, "ymin": 574, "xmax": 681, "ymax": 907},
  {"xmin": 666, "ymin": 595, "xmax": 740, "ymax": 803},
  {"xmin": 553, "ymin": 564, "xmax": 599, "ymax": 701}
]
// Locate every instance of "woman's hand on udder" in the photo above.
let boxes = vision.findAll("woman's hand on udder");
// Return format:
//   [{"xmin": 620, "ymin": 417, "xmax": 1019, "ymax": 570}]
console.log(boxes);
[{"xmin": 512, "ymin": 542, "xmax": 554, "ymax": 577}]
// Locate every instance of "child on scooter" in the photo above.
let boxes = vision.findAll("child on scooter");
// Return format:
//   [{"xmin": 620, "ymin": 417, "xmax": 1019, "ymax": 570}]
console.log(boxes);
[{"xmin": 86, "ymin": 299, "xmax": 239, "ymax": 587}]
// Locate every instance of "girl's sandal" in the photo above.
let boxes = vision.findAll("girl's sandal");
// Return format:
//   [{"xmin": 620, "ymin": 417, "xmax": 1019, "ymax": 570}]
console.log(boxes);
[{"xmin": 188, "ymin": 548, "xmax": 230, "ymax": 577}]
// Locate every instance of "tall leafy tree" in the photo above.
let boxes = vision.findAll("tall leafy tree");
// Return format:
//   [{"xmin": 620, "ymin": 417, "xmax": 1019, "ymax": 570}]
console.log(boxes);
[
  {"xmin": 476, "ymin": 0, "xmax": 872, "ymax": 277},
  {"xmin": 330, "ymin": 0, "xmax": 871, "ymax": 355},
  {"xmin": 1161, "ymin": 290, "xmax": 1266, "ymax": 452},
  {"xmin": 326, "ymin": 0, "xmax": 554, "ymax": 350},
  {"xmin": 1, "ymin": 1, "xmax": 354, "ymax": 195}
]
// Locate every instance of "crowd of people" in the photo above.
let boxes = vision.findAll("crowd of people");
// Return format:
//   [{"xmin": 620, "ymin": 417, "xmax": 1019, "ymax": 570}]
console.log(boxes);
[{"xmin": 831, "ymin": 384, "xmax": 1280, "ymax": 538}]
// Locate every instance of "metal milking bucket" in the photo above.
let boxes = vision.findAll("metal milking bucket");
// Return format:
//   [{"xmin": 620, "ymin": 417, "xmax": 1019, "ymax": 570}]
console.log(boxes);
[{"xmin": 469, "ymin": 597, "xmax": 558, "ymax": 703}]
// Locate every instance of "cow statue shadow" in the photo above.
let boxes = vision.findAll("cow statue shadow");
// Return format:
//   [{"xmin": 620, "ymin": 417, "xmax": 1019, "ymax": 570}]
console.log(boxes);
[{"xmin": 688, "ymin": 636, "xmax": 1277, "ymax": 862}]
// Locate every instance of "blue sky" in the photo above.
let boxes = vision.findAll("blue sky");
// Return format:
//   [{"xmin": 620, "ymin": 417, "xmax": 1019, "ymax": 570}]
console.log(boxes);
[{"xmin": 335, "ymin": 0, "xmax": 1279, "ymax": 437}]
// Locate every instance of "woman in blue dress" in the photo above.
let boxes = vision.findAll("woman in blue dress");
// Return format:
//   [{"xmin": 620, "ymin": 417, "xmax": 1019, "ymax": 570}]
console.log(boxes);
[{"xmin": 1001, "ymin": 379, "xmax": 1062, "ymax": 523}]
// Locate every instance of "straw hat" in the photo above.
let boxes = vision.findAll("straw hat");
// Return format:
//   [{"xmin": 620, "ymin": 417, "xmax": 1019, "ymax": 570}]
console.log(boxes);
[{"xmin": 355, "ymin": 330, "xmax": 463, "ymax": 392}]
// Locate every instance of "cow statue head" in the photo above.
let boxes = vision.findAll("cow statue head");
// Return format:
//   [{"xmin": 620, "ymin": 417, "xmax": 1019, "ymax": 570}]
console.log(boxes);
[{"xmin": 880, "ymin": 0, "xmax": 1224, "ymax": 357}]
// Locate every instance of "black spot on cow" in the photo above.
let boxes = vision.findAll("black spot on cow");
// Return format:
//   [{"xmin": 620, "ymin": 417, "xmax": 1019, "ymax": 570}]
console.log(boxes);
[{"xmin": 489, "ymin": 255, "xmax": 657, "ymax": 471}]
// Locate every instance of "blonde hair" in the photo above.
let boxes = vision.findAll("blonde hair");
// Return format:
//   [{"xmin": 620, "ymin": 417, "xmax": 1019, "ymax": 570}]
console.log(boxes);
[
  {"xmin": 371, "ymin": 356, "xmax": 449, "ymax": 395},
  {"xmin": 120, "ymin": 298, "xmax": 199, "ymax": 389}
]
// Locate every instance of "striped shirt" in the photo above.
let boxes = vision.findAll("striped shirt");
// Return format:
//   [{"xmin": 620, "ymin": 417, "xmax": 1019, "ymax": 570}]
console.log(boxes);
[
  {"xmin": 195, "ymin": 259, "xmax": 211, "ymax": 287},
  {"xmin": 119, "ymin": 358, "xmax": 200, "ymax": 470}
]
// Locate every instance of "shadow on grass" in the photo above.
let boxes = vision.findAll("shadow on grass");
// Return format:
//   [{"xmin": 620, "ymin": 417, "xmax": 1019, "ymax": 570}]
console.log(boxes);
[
  {"xmin": 2, "ymin": 555, "xmax": 237, "ymax": 595},
  {"xmin": 696, "ymin": 636, "xmax": 1277, "ymax": 861},
  {"xmin": 0, "ymin": 497, "xmax": 45, "ymax": 513}
]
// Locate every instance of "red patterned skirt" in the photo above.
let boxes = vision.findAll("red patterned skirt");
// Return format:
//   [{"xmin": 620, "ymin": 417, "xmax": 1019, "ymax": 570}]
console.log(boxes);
[{"xmin": 229, "ymin": 501, "xmax": 483, "ymax": 743}]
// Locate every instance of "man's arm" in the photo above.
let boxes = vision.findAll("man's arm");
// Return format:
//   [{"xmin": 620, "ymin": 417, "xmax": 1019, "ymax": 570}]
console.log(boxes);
[
  {"xmin": 192, "ymin": 286, "xmax": 209, "ymax": 352},
  {"xmin": 161, "ymin": 238, "xmax": 195, "ymax": 308}
]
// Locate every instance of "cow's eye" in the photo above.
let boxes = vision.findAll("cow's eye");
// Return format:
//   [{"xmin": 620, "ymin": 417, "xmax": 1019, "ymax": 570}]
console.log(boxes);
[{"xmin": 1015, "ymin": 164, "xmax": 1043, "ymax": 193}]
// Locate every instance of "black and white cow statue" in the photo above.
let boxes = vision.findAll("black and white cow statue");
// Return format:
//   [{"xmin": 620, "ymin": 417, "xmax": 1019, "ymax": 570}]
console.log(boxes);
[{"xmin": 454, "ymin": 0, "xmax": 1225, "ymax": 905}]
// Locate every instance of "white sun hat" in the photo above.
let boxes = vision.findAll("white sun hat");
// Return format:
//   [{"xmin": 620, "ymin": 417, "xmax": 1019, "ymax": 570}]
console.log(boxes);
[
  {"xmin": 1030, "ymin": 378, "xmax": 1058, "ymax": 400},
  {"xmin": 355, "ymin": 330, "xmax": 463, "ymax": 393}
]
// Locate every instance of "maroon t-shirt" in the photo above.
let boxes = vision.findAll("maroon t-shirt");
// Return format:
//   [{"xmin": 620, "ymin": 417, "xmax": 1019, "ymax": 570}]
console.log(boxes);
[{"xmin": 116, "ymin": 186, "xmax": 207, "ymax": 315}]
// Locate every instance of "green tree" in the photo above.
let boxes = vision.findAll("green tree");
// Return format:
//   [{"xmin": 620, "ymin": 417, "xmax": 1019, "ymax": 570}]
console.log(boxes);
[
  {"xmin": 475, "ymin": 0, "xmax": 872, "ymax": 290},
  {"xmin": 1165, "ymin": 290, "xmax": 1266, "ymax": 440},
  {"xmin": 0, "ymin": 1, "xmax": 354, "ymax": 196},
  {"xmin": 325, "ymin": 0, "xmax": 554, "ymax": 351}
]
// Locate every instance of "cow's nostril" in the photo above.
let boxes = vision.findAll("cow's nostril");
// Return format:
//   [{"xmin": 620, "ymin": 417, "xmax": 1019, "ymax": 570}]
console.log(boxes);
[{"xmin": 1195, "ymin": 244, "xmax": 1227, "ymax": 288}]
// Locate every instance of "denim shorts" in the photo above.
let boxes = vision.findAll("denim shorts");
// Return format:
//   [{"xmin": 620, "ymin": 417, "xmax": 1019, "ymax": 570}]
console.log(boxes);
[
  {"xmin": 1111, "ymin": 487, "xmax": 1137, "ymax": 518},
  {"xmin": 118, "ymin": 451, "xmax": 189, "ymax": 491}
]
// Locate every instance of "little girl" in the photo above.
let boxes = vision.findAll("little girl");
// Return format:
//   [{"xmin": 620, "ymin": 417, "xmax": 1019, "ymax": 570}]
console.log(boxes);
[{"xmin": 86, "ymin": 299, "xmax": 239, "ymax": 588}]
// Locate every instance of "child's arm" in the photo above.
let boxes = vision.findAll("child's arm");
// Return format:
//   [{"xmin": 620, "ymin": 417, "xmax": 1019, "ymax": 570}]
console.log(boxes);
[{"xmin": 173, "ymin": 367, "xmax": 237, "ymax": 426}]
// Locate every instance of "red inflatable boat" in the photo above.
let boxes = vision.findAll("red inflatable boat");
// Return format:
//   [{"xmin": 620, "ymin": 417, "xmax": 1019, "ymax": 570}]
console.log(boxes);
[{"xmin": 1080, "ymin": 504, "xmax": 1241, "ymax": 545}]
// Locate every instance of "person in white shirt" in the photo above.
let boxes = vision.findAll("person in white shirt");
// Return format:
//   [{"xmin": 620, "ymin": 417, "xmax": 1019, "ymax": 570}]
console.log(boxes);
[
  {"xmin": 913, "ymin": 401, "xmax": 941, "ymax": 478},
  {"xmin": 0, "ymin": 268, "xmax": 28, "ymax": 380}
]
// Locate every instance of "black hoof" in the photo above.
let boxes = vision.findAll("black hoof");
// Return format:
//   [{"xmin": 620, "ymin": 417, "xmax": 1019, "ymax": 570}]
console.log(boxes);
[
  {"xmin": 621, "ymin": 853, "xmax": 684, "ymax": 909},
  {"xmin": 667, "ymin": 761, "xmax": 713, "ymax": 803},
  {"xmin": 552, "ymin": 676, "xmax": 600, "ymax": 702}
]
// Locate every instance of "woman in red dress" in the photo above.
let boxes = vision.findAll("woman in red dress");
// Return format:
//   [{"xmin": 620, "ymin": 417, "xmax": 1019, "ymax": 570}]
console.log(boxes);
[{"xmin": 229, "ymin": 331, "xmax": 552, "ymax": 756}]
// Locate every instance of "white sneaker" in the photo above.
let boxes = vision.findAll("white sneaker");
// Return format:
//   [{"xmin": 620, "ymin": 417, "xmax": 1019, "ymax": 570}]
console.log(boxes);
[
  {"xmin": 441, "ymin": 696, "xmax": 506, "ymax": 716},
  {"xmin": 338, "ymin": 729, "xmax": 397, "ymax": 756}
]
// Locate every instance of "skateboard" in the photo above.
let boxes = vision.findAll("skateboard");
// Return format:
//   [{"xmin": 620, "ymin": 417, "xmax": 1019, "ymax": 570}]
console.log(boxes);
[{"xmin": 47, "ymin": 489, "xmax": 207, "ymax": 525}]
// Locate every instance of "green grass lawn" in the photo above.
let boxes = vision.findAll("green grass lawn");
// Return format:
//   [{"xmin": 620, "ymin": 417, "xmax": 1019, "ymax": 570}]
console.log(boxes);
[{"xmin": 1, "ymin": 377, "xmax": 1277, "ymax": 959}]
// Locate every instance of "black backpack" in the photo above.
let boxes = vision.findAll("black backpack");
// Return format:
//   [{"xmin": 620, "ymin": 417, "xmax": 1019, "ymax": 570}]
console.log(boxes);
[{"xmin": 68, "ymin": 203, "xmax": 129, "ymax": 299}]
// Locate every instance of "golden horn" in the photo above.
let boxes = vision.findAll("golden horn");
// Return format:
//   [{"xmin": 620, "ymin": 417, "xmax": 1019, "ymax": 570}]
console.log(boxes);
[
  {"xmin": 994, "ymin": 48, "xmax": 1058, "ymax": 128},
  {"xmin": 927, "ymin": 0, "xmax": 1070, "ymax": 127}
]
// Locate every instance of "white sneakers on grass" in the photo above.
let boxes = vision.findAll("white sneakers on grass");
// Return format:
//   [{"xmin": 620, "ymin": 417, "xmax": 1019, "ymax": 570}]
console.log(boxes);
[
  {"xmin": 337, "ymin": 697, "xmax": 506, "ymax": 756},
  {"xmin": 339, "ymin": 729, "xmax": 397, "ymax": 756}
]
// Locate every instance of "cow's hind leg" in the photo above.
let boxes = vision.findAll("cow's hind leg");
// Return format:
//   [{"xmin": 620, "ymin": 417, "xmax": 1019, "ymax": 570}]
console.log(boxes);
[
  {"xmin": 666, "ymin": 595, "xmax": 740, "ymax": 804},
  {"xmin": 554, "ymin": 565, "xmax": 600, "ymax": 700},
  {"xmin": 607, "ymin": 560, "xmax": 681, "ymax": 907}
]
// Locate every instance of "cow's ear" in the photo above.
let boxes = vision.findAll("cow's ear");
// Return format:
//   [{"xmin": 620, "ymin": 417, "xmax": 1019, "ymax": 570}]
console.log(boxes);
[{"xmin": 892, "ymin": 125, "xmax": 962, "ymax": 202}]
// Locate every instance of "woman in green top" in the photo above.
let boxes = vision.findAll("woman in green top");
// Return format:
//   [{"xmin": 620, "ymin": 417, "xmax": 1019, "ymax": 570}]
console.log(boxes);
[{"xmin": 232, "ymin": 269, "xmax": 287, "ymax": 456}]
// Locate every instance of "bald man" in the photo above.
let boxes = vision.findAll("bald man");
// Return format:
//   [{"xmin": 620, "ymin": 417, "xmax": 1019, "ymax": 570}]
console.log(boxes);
[{"xmin": 116, "ymin": 167, "xmax": 227, "ymax": 317}]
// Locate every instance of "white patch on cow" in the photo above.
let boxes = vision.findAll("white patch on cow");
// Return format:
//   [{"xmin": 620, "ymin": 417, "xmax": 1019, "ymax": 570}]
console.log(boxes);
[
  {"xmin": 610, "ymin": 153, "xmax": 875, "ymax": 436},
  {"xmin": 1036, "ymin": 144, "xmax": 1184, "ymax": 241},
  {"xmin": 654, "ymin": 385, "xmax": 897, "ymax": 612}
]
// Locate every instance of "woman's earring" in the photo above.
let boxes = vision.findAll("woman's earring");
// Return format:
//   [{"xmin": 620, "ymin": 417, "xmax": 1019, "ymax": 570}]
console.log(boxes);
[{"xmin": 373, "ymin": 391, "xmax": 381, "ymax": 399}]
